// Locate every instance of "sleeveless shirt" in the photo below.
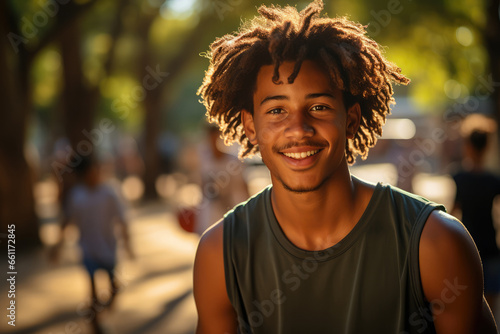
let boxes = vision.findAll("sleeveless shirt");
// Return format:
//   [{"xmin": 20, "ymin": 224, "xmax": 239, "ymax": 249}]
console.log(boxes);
[{"xmin": 223, "ymin": 180, "xmax": 445, "ymax": 334}]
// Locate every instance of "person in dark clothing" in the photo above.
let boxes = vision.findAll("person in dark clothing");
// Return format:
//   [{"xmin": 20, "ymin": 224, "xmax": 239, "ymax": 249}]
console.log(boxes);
[
  {"xmin": 193, "ymin": 1, "xmax": 497, "ymax": 333},
  {"xmin": 453, "ymin": 117, "xmax": 500, "ymax": 315}
]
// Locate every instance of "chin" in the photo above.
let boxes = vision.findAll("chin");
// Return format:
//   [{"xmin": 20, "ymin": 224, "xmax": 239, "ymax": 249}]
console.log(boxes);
[{"xmin": 280, "ymin": 178, "xmax": 327, "ymax": 194}]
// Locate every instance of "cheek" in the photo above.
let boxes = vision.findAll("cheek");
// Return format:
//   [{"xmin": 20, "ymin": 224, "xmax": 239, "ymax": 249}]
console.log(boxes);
[
  {"xmin": 331, "ymin": 117, "xmax": 348, "ymax": 137},
  {"xmin": 315, "ymin": 118, "xmax": 345, "ymax": 139},
  {"xmin": 256, "ymin": 123, "xmax": 280, "ymax": 147},
  {"xmin": 317, "ymin": 122, "xmax": 347, "ymax": 147}
]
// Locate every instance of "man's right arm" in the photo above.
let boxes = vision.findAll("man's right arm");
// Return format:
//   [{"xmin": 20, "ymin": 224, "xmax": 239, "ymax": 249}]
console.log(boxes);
[{"xmin": 193, "ymin": 219, "xmax": 238, "ymax": 334}]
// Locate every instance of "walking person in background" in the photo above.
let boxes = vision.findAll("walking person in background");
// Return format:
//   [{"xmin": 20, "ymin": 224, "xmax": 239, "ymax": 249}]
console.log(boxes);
[
  {"xmin": 52, "ymin": 156, "xmax": 134, "ymax": 316},
  {"xmin": 452, "ymin": 114, "xmax": 500, "ymax": 316},
  {"xmin": 195, "ymin": 125, "xmax": 249, "ymax": 235},
  {"xmin": 193, "ymin": 1, "xmax": 497, "ymax": 333}
]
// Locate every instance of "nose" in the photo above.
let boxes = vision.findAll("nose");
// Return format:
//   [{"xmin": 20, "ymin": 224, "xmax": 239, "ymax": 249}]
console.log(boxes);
[{"xmin": 284, "ymin": 112, "xmax": 314, "ymax": 140}]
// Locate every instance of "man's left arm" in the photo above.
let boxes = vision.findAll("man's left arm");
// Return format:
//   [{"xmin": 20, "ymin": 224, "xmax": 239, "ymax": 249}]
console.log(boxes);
[{"xmin": 420, "ymin": 210, "xmax": 498, "ymax": 333}]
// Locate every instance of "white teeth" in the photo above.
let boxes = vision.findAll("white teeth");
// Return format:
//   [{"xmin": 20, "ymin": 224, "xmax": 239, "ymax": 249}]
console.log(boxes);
[{"xmin": 283, "ymin": 150, "xmax": 319, "ymax": 159}]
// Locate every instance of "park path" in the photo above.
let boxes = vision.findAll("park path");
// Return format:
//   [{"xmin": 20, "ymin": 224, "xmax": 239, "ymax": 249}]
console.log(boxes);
[{"xmin": 1, "ymin": 201, "xmax": 199, "ymax": 334}]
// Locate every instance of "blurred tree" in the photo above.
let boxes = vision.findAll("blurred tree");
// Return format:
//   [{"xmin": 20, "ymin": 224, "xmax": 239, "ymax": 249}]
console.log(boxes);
[
  {"xmin": 60, "ymin": 0, "xmax": 126, "ymax": 151},
  {"xmin": 328, "ymin": 0, "xmax": 500, "ymax": 131},
  {"xmin": 0, "ymin": 1, "xmax": 37, "ymax": 248},
  {"xmin": 1, "ymin": 0, "xmax": 97, "ymax": 248},
  {"xmin": 112, "ymin": 0, "xmax": 223, "ymax": 199},
  {"xmin": 133, "ymin": 0, "xmax": 213, "ymax": 199},
  {"xmin": 485, "ymin": 0, "xmax": 500, "ymax": 136}
]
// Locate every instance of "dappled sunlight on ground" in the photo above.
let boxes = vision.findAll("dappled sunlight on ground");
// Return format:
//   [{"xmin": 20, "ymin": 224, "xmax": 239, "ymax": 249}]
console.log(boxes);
[
  {"xmin": 1, "ymin": 199, "xmax": 199, "ymax": 334},
  {"xmin": 16, "ymin": 264, "xmax": 89, "ymax": 330}
]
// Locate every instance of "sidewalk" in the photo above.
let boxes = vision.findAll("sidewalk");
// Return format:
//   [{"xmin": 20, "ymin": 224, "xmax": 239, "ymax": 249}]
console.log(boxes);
[{"xmin": 1, "ymin": 201, "xmax": 200, "ymax": 334}]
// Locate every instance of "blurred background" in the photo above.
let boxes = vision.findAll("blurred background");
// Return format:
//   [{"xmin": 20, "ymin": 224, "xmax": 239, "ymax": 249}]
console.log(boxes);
[{"xmin": 1, "ymin": 0, "xmax": 500, "ymax": 333}]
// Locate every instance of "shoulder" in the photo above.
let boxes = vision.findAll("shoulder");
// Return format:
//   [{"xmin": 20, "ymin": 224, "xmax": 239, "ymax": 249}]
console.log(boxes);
[
  {"xmin": 68, "ymin": 184, "xmax": 85, "ymax": 202},
  {"xmin": 194, "ymin": 220, "xmax": 238, "ymax": 332},
  {"xmin": 419, "ymin": 210, "xmax": 482, "ymax": 292},
  {"xmin": 376, "ymin": 182, "xmax": 445, "ymax": 222},
  {"xmin": 419, "ymin": 210, "xmax": 486, "ymax": 331},
  {"xmin": 194, "ymin": 220, "xmax": 225, "ymax": 297},
  {"xmin": 98, "ymin": 183, "xmax": 125, "ymax": 204},
  {"xmin": 225, "ymin": 185, "xmax": 271, "ymax": 221},
  {"xmin": 195, "ymin": 219, "xmax": 226, "ymax": 290},
  {"xmin": 378, "ymin": 181, "xmax": 432, "ymax": 205},
  {"xmin": 197, "ymin": 219, "xmax": 224, "ymax": 256},
  {"xmin": 452, "ymin": 170, "xmax": 465, "ymax": 180},
  {"xmin": 69, "ymin": 183, "xmax": 84, "ymax": 194},
  {"xmin": 420, "ymin": 210, "xmax": 473, "ymax": 247},
  {"xmin": 99, "ymin": 183, "xmax": 118, "ymax": 196},
  {"xmin": 420, "ymin": 210, "xmax": 481, "ymax": 270},
  {"xmin": 487, "ymin": 172, "xmax": 500, "ymax": 187}
]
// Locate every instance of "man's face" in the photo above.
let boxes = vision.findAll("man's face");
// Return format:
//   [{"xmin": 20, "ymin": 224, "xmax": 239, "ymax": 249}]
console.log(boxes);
[{"xmin": 242, "ymin": 60, "xmax": 360, "ymax": 193}]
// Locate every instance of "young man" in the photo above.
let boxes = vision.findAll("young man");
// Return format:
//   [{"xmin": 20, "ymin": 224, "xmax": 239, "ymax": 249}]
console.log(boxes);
[{"xmin": 194, "ymin": 1, "xmax": 498, "ymax": 333}]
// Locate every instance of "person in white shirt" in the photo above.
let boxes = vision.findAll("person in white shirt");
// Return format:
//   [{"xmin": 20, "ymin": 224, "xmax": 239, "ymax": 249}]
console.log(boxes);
[{"xmin": 54, "ymin": 156, "xmax": 133, "ymax": 308}]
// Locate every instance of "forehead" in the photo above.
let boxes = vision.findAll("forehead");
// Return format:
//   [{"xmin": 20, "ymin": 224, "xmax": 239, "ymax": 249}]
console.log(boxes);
[{"xmin": 254, "ymin": 60, "xmax": 339, "ymax": 96}]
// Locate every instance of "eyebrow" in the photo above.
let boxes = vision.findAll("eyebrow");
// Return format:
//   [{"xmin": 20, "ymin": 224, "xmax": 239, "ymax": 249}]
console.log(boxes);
[{"xmin": 259, "ymin": 92, "xmax": 336, "ymax": 106}]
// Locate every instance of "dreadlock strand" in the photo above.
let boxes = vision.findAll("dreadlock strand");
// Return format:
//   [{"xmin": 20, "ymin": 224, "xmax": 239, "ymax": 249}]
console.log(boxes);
[
  {"xmin": 257, "ymin": 4, "xmax": 282, "ymax": 22},
  {"xmin": 287, "ymin": 45, "xmax": 308, "ymax": 83},
  {"xmin": 301, "ymin": 0, "xmax": 323, "ymax": 17},
  {"xmin": 298, "ymin": 4, "xmax": 319, "ymax": 36}
]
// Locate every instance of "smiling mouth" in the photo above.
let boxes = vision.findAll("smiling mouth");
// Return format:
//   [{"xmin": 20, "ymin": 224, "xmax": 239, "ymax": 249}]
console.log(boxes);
[{"xmin": 282, "ymin": 150, "xmax": 320, "ymax": 159}]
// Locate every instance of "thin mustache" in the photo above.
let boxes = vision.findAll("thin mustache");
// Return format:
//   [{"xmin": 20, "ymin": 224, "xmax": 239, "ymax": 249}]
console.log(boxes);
[{"xmin": 273, "ymin": 140, "xmax": 328, "ymax": 153}]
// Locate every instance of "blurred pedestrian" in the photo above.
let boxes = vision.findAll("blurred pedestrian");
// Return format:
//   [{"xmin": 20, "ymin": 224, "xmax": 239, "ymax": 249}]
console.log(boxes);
[
  {"xmin": 52, "ymin": 156, "xmax": 134, "ymax": 309},
  {"xmin": 452, "ymin": 114, "xmax": 500, "ymax": 314},
  {"xmin": 51, "ymin": 137, "xmax": 78, "ymax": 224},
  {"xmin": 195, "ymin": 125, "xmax": 249, "ymax": 235}
]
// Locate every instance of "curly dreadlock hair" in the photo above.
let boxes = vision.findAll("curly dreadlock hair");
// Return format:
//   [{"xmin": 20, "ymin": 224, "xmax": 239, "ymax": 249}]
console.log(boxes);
[{"xmin": 197, "ymin": 0, "xmax": 409, "ymax": 164}]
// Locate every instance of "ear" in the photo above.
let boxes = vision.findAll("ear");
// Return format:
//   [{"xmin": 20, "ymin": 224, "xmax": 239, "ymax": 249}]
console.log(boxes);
[
  {"xmin": 346, "ymin": 103, "xmax": 361, "ymax": 139},
  {"xmin": 241, "ymin": 109, "xmax": 258, "ymax": 145}
]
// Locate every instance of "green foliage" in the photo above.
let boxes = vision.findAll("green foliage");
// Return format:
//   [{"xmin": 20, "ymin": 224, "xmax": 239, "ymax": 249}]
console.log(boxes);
[
  {"xmin": 327, "ymin": 0, "xmax": 488, "ymax": 111},
  {"xmin": 16, "ymin": 0, "xmax": 494, "ymax": 144},
  {"xmin": 31, "ymin": 47, "xmax": 62, "ymax": 108}
]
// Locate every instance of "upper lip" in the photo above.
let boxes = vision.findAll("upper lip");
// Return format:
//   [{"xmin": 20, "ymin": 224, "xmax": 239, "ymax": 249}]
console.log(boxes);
[{"xmin": 279, "ymin": 146, "xmax": 324, "ymax": 154}]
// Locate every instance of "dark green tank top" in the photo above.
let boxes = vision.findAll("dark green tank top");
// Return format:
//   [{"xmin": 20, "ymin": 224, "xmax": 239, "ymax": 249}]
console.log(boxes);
[{"xmin": 223, "ymin": 180, "xmax": 445, "ymax": 334}]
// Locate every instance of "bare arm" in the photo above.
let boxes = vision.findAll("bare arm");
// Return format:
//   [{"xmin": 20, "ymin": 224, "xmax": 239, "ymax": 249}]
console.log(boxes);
[
  {"xmin": 420, "ymin": 210, "xmax": 498, "ymax": 333},
  {"xmin": 193, "ymin": 220, "xmax": 238, "ymax": 334},
  {"xmin": 113, "ymin": 188, "xmax": 134, "ymax": 259},
  {"xmin": 117, "ymin": 219, "xmax": 134, "ymax": 259},
  {"xmin": 48, "ymin": 212, "xmax": 72, "ymax": 264}
]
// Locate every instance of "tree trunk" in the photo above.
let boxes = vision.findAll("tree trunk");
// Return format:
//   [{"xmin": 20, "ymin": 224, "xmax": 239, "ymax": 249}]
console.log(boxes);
[
  {"xmin": 142, "ymin": 88, "xmax": 163, "ymax": 200},
  {"xmin": 138, "ymin": 12, "xmax": 217, "ymax": 200},
  {"xmin": 52, "ymin": 17, "xmax": 103, "ymax": 216},
  {"xmin": 485, "ymin": 0, "xmax": 500, "ymax": 139},
  {"xmin": 60, "ymin": 19, "xmax": 97, "ymax": 152},
  {"xmin": 0, "ymin": 3, "xmax": 39, "ymax": 249}
]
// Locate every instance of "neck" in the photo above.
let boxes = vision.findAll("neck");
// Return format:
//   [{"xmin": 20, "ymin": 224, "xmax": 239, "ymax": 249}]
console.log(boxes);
[
  {"xmin": 85, "ymin": 180, "xmax": 100, "ymax": 189},
  {"xmin": 463, "ymin": 155, "xmax": 484, "ymax": 172},
  {"xmin": 270, "ymin": 164, "xmax": 369, "ymax": 251}
]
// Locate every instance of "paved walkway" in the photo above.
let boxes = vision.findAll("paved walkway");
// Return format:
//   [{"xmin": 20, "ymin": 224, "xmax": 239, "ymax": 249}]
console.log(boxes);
[{"xmin": 1, "ymin": 201, "xmax": 200, "ymax": 334}]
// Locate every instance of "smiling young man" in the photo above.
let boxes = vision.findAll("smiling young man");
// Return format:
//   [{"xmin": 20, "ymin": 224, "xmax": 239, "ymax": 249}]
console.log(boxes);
[{"xmin": 193, "ymin": 1, "xmax": 498, "ymax": 333}]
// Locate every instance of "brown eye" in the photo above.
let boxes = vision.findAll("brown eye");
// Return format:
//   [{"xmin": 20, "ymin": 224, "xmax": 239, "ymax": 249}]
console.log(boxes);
[
  {"xmin": 311, "ymin": 105, "xmax": 328, "ymax": 111},
  {"xmin": 267, "ymin": 108, "xmax": 284, "ymax": 115}
]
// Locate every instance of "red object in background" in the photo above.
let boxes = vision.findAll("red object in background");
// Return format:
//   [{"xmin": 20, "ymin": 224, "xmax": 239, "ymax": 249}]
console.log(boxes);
[{"xmin": 177, "ymin": 207, "xmax": 196, "ymax": 233}]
